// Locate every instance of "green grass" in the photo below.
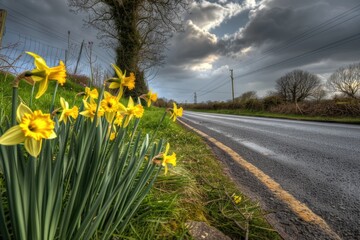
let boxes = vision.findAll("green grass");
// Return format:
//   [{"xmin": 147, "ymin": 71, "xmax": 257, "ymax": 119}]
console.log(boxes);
[
  {"xmin": 0, "ymin": 72, "xmax": 280, "ymax": 239},
  {"xmin": 0, "ymin": 72, "xmax": 84, "ymax": 120},
  {"xmin": 192, "ymin": 108, "xmax": 360, "ymax": 124}
]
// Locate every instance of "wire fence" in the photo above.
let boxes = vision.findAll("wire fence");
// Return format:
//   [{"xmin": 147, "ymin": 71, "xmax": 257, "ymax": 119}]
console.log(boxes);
[{"xmin": 0, "ymin": 31, "xmax": 114, "ymax": 87}]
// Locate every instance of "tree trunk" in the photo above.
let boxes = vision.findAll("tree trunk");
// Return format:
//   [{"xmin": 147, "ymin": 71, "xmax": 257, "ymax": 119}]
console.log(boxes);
[{"xmin": 114, "ymin": 0, "xmax": 148, "ymax": 97}]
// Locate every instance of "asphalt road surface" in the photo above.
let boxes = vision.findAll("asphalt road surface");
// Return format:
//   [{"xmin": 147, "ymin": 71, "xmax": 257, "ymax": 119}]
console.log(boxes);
[{"xmin": 181, "ymin": 111, "xmax": 360, "ymax": 240}]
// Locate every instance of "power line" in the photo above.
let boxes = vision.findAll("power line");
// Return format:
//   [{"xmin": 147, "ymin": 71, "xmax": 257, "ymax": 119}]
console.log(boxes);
[
  {"xmin": 229, "ymin": 3, "xmax": 360, "ymax": 70},
  {"xmin": 194, "ymin": 4, "xmax": 360, "ymax": 98},
  {"xmin": 234, "ymin": 31, "xmax": 360, "ymax": 79}
]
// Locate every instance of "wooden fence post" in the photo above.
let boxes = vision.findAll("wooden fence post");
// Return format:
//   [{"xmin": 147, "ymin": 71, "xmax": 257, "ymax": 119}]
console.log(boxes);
[{"xmin": 0, "ymin": 9, "xmax": 7, "ymax": 48}]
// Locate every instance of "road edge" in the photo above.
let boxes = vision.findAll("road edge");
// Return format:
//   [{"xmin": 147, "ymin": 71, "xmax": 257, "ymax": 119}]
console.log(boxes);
[{"xmin": 178, "ymin": 119, "xmax": 341, "ymax": 240}]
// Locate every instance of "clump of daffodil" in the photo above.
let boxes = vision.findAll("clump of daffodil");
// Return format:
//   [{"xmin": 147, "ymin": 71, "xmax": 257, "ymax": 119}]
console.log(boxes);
[
  {"xmin": 101, "ymin": 91, "xmax": 120, "ymax": 123},
  {"xmin": 118, "ymin": 97, "xmax": 144, "ymax": 127},
  {"xmin": 169, "ymin": 102, "xmax": 183, "ymax": 122},
  {"xmin": 59, "ymin": 97, "xmax": 78, "ymax": 124},
  {"xmin": 161, "ymin": 143, "xmax": 176, "ymax": 175},
  {"xmin": 0, "ymin": 102, "xmax": 56, "ymax": 157},
  {"xmin": 232, "ymin": 194, "xmax": 242, "ymax": 204},
  {"xmin": 108, "ymin": 64, "xmax": 135, "ymax": 98},
  {"xmin": 26, "ymin": 52, "xmax": 66, "ymax": 99},
  {"xmin": 80, "ymin": 98, "xmax": 104, "ymax": 123},
  {"xmin": 141, "ymin": 90, "xmax": 158, "ymax": 107}
]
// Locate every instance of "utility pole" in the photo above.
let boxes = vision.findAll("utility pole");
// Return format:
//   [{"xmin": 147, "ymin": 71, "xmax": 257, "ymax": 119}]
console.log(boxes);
[
  {"xmin": 230, "ymin": 69, "xmax": 234, "ymax": 102},
  {"xmin": 74, "ymin": 40, "xmax": 84, "ymax": 75},
  {"xmin": 0, "ymin": 9, "xmax": 7, "ymax": 48},
  {"xmin": 194, "ymin": 92, "xmax": 197, "ymax": 104}
]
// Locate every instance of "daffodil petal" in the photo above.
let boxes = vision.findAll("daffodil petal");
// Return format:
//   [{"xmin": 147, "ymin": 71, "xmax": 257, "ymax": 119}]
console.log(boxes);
[
  {"xmin": 127, "ymin": 97, "xmax": 134, "ymax": 108},
  {"xmin": 111, "ymin": 64, "xmax": 123, "ymax": 78},
  {"xmin": 60, "ymin": 97, "xmax": 68, "ymax": 109},
  {"xmin": 48, "ymin": 131, "xmax": 57, "ymax": 139},
  {"xmin": 165, "ymin": 143, "xmax": 170, "ymax": 155},
  {"xmin": 109, "ymin": 82, "xmax": 120, "ymax": 89},
  {"xmin": 0, "ymin": 125, "xmax": 26, "ymax": 145},
  {"xmin": 25, "ymin": 138, "xmax": 42, "ymax": 157},
  {"xmin": 26, "ymin": 52, "xmax": 48, "ymax": 70},
  {"xmin": 16, "ymin": 102, "xmax": 33, "ymax": 123},
  {"xmin": 35, "ymin": 76, "xmax": 49, "ymax": 99},
  {"xmin": 168, "ymin": 153, "xmax": 177, "ymax": 166}
]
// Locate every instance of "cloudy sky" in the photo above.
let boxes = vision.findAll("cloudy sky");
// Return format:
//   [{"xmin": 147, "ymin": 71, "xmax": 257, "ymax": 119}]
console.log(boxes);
[{"xmin": 1, "ymin": 0, "xmax": 360, "ymax": 103}]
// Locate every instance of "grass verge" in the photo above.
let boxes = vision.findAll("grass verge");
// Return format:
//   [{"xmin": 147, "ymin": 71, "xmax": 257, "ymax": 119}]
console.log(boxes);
[
  {"xmin": 191, "ymin": 108, "xmax": 360, "ymax": 124},
  {"xmin": 124, "ymin": 107, "xmax": 281, "ymax": 239}
]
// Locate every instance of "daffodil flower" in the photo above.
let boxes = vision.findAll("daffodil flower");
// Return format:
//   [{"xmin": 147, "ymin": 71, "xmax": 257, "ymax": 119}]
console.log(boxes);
[
  {"xmin": 101, "ymin": 91, "xmax": 120, "ymax": 123},
  {"xmin": 59, "ymin": 97, "xmax": 78, "ymax": 124},
  {"xmin": 141, "ymin": 90, "xmax": 158, "ymax": 107},
  {"xmin": 0, "ymin": 102, "xmax": 56, "ymax": 157},
  {"xmin": 232, "ymin": 194, "xmax": 242, "ymax": 204},
  {"xmin": 26, "ymin": 52, "xmax": 66, "ymax": 99},
  {"xmin": 114, "ymin": 112, "xmax": 124, "ymax": 127},
  {"xmin": 84, "ymin": 87, "xmax": 98, "ymax": 100},
  {"xmin": 79, "ymin": 98, "xmax": 104, "ymax": 123},
  {"xmin": 118, "ymin": 97, "xmax": 144, "ymax": 127},
  {"xmin": 169, "ymin": 102, "xmax": 183, "ymax": 122},
  {"xmin": 108, "ymin": 64, "xmax": 135, "ymax": 98},
  {"xmin": 162, "ymin": 143, "xmax": 176, "ymax": 175}
]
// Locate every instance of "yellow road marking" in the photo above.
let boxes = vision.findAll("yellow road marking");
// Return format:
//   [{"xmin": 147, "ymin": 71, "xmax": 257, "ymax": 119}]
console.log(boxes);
[{"xmin": 179, "ymin": 119, "xmax": 341, "ymax": 240}]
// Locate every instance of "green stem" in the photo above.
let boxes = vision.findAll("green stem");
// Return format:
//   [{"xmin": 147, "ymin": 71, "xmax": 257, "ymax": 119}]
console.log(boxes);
[
  {"xmin": 50, "ymin": 82, "xmax": 59, "ymax": 113},
  {"xmin": 11, "ymin": 87, "xmax": 18, "ymax": 126},
  {"xmin": 149, "ymin": 111, "xmax": 167, "ymax": 143},
  {"xmin": 30, "ymin": 84, "xmax": 36, "ymax": 108}
]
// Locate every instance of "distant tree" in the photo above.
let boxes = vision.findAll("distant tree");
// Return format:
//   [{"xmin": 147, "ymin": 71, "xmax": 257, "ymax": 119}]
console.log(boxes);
[
  {"xmin": 276, "ymin": 70, "xmax": 321, "ymax": 103},
  {"xmin": 327, "ymin": 63, "xmax": 360, "ymax": 99},
  {"xmin": 235, "ymin": 91, "xmax": 257, "ymax": 103},
  {"xmin": 262, "ymin": 91, "xmax": 283, "ymax": 110},
  {"xmin": 311, "ymin": 85, "xmax": 328, "ymax": 102},
  {"xmin": 69, "ymin": 0, "xmax": 189, "ymax": 96}
]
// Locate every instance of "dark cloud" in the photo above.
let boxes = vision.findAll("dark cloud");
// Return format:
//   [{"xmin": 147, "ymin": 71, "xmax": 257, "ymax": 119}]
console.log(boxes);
[
  {"xmin": 151, "ymin": 0, "xmax": 360, "ymax": 102},
  {"xmin": 2, "ymin": 0, "xmax": 359, "ymax": 103}
]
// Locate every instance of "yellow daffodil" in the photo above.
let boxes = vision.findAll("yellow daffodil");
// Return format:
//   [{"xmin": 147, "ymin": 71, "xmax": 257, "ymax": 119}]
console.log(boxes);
[
  {"xmin": 0, "ymin": 102, "xmax": 56, "ymax": 157},
  {"xmin": 169, "ymin": 102, "xmax": 183, "ymax": 122},
  {"xmin": 84, "ymin": 87, "xmax": 98, "ymax": 100},
  {"xmin": 118, "ymin": 97, "xmax": 144, "ymax": 127},
  {"xmin": 108, "ymin": 64, "xmax": 136, "ymax": 98},
  {"xmin": 59, "ymin": 97, "xmax": 78, "ymax": 124},
  {"xmin": 162, "ymin": 143, "xmax": 176, "ymax": 175},
  {"xmin": 114, "ymin": 112, "xmax": 124, "ymax": 127},
  {"xmin": 141, "ymin": 90, "xmax": 158, "ymax": 107},
  {"xmin": 79, "ymin": 98, "xmax": 104, "ymax": 122},
  {"xmin": 101, "ymin": 91, "xmax": 120, "ymax": 123},
  {"xmin": 26, "ymin": 52, "xmax": 66, "ymax": 99},
  {"xmin": 232, "ymin": 194, "xmax": 242, "ymax": 204}
]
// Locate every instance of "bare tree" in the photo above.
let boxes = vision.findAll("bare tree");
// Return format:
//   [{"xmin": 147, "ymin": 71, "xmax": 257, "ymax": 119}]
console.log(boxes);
[
  {"xmin": 68, "ymin": 0, "xmax": 189, "ymax": 95},
  {"xmin": 276, "ymin": 70, "xmax": 321, "ymax": 103},
  {"xmin": 235, "ymin": 91, "xmax": 257, "ymax": 103},
  {"xmin": 310, "ymin": 85, "xmax": 327, "ymax": 102},
  {"xmin": 327, "ymin": 63, "xmax": 360, "ymax": 99}
]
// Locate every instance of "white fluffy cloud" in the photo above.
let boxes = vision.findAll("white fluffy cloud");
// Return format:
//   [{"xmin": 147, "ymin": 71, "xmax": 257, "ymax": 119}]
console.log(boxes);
[{"xmin": 188, "ymin": 0, "xmax": 252, "ymax": 31}]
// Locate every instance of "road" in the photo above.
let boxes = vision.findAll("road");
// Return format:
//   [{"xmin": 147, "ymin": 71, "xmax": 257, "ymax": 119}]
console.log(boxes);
[{"xmin": 181, "ymin": 111, "xmax": 360, "ymax": 240}]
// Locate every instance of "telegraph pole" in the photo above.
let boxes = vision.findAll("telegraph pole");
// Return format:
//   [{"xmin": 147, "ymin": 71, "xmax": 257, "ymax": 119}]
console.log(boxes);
[
  {"xmin": 74, "ymin": 40, "xmax": 84, "ymax": 75},
  {"xmin": 230, "ymin": 69, "xmax": 234, "ymax": 102},
  {"xmin": 194, "ymin": 92, "xmax": 197, "ymax": 104},
  {"xmin": 0, "ymin": 9, "xmax": 7, "ymax": 48}
]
